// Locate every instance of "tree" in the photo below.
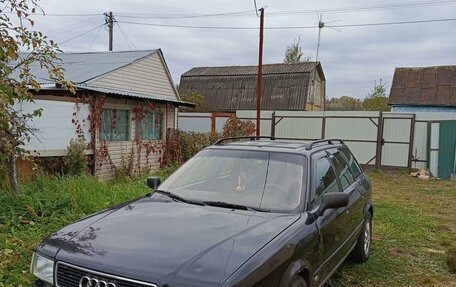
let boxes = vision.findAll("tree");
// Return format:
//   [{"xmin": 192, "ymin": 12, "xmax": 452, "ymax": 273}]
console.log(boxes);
[
  {"xmin": 179, "ymin": 92, "xmax": 207, "ymax": 112},
  {"xmin": 363, "ymin": 79, "xmax": 391, "ymax": 111},
  {"xmin": 325, "ymin": 96, "xmax": 364, "ymax": 111},
  {"xmin": 0, "ymin": 0, "xmax": 73, "ymax": 196},
  {"xmin": 284, "ymin": 36, "xmax": 312, "ymax": 64}
]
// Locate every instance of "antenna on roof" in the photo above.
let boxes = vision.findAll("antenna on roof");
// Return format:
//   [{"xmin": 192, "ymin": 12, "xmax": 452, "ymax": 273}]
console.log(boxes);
[
  {"xmin": 309, "ymin": 13, "xmax": 325, "ymax": 111},
  {"xmin": 315, "ymin": 14, "xmax": 341, "ymax": 61},
  {"xmin": 312, "ymin": 14, "xmax": 340, "ymax": 111},
  {"xmin": 316, "ymin": 13, "xmax": 323, "ymax": 62}
]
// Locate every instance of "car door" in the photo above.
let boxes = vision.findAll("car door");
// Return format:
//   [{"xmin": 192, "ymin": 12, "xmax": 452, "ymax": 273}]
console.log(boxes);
[
  {"xmin": 309, "ymin": 151, "xmax": 351, "ymax": 285},
  {"xmin": 326, "ymin": 148, "xmax": 365, "ymax": 250}
]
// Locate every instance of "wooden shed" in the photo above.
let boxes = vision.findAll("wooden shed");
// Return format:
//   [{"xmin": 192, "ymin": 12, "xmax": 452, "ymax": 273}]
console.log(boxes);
[
  {"xmin": 16, "ymin": 50, "xmax": 193, "ymax": 179},
  {"xmin": 179, "ymin": 62, "xmax": 325, "ymax": 112}
]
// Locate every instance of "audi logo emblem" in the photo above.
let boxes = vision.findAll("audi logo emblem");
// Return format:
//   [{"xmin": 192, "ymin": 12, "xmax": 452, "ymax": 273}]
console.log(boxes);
[{"xmin": 79, "ymin": 276, "xmax": 117, "ymax": 287}]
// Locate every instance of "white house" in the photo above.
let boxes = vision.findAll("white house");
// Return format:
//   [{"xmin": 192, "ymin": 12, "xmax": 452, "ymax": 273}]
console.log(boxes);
[{"xmin": 18, "ymin": 49, "xmax": 192, "ymax": 179}]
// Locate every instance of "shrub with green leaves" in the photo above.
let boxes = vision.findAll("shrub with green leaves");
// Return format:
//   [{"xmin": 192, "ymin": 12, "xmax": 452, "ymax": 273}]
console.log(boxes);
[
  {"xmin": 64, "ymin": 138, "xmax": 87, "ymax": 176},
  {"xmin": 161, "ymin": 130, "xmax": 220, "ymax": 167}
]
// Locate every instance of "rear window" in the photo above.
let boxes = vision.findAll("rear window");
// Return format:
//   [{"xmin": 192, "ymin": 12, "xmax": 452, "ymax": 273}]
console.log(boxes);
[
  {"xmin": 328, "ymin": 150, "xmax": 355, "ymax": 190},
  {"xmin": 340, "ymin": 148, "xmax": 363, "ymax": 179}
]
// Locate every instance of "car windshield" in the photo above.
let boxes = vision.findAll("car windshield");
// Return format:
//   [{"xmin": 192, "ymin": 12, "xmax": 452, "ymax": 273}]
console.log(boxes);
[{"xmin": 158, "ymin": 149, "xmax": 306, "ymax": 212}]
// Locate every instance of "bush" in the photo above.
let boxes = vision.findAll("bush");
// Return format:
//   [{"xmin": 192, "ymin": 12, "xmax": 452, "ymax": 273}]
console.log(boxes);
[
  {"xmin": 161, "ymin": 130, "xmax": 220, "ymax": 167},
  {"xmin": 161, "ymin": 118, "xmax": 256, "ymax": 168},
  {"xmin": 222, "ymin": 117, "xmax": 256, "ymax": 137},
  {"xmin": 179, "ymin": 92, "xmax": 207, "ymax": 112},
  {"xmin": 64, "ymin": 138, "xmax": 88, "ymax": 176},
  {"xmin": 151, "ymin": 163, "xmax": 181, "ymax": 181},
  {"xmin": 114, "ymin": 145, "xmax": 135, "ymax": 181}
]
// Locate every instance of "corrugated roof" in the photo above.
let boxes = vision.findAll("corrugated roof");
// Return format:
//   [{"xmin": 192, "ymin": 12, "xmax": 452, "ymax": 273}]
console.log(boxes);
[
  {"xmin": 77, "ymin": 84, "xmax": 194, "ymax": 107},
  {"xmin": 182, "ymin": 62, "xmax": 320, "ymax": 77},
  {"xmin": 13, "ymin": 50, "xmax": 191, "ymax": 106},
  {"xmin": 17, "ymin": 50, "xmax": 157, "ymax": 84},
  {"xmin": 179, "ymin": 62, "xmax": 326, "ymax": 111},
  {"xmin": 389, "ymin": 65, "xmax": 456, "ymax": 107}
]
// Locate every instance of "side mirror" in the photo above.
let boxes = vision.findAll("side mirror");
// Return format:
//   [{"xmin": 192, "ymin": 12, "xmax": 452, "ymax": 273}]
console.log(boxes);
[
  {"xmin": 146, "ymin": 177, "xmax": 161, "ymax": 190},
  {"xmin": 315, "ymin": 193, "xmax": 349, "ymax": 217}
]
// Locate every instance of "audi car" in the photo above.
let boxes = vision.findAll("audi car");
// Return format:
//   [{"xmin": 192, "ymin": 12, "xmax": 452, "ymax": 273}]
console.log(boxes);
[{"xmin": 31, "ymin": 137, "xmax": 373, "ymax": 287}]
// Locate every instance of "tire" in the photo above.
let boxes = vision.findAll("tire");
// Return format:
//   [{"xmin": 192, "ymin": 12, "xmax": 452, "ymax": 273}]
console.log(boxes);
[
  {"xmin": 290, "ymin": 275, "xmax": 308, "ymax": 287},
  {"xmin": 350, "ymin": 212, "xmax": 372, "ymax": 263}
]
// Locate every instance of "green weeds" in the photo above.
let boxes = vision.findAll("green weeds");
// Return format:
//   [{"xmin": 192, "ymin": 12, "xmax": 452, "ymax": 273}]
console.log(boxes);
[{"xmin": 0, "ymin": 171, "xmax": 455, "ymax": 286}]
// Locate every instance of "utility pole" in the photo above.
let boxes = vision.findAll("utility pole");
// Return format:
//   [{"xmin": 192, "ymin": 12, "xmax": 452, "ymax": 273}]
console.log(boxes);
[
  {"xmin": 256, "ymin": 8, "xmax": 264, "ymax": 137},
  {"xmin": 108, "ymin": 11, "xmax": 113, "ymax": 51}
]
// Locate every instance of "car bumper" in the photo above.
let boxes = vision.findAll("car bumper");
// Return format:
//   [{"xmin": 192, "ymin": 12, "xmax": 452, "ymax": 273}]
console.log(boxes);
[{"xmin": 32, "ymin": 279, "xmax": 53, "ymax": 287}]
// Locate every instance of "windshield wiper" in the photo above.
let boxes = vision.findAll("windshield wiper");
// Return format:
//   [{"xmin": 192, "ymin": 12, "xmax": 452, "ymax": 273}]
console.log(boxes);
[
  {"xmin": 154, "ymin": 190, "xmax": 204, "ymax": 206},
  {"xmin": 203, "ymin": 201, "xmax": 270, "ymax": 213}
]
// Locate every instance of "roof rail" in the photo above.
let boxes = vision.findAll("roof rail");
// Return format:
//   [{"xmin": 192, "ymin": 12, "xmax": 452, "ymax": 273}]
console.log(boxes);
[
  {"xmin": 306, "ymin": 139, "xmax": 344, "ymax": 150},
  {"xmin": 213, "ymin": 137, "xmax": 344, "ymax": 148},
  {"xmin": 213, "ymin": 136, "xmax": 276, "ymax": 145}
]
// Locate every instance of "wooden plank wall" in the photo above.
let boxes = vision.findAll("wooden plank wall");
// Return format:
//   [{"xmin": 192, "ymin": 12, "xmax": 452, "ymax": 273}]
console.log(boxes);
[{"xmin": 16, "ymin": 158, "xmax": 35, "ymax": 182}]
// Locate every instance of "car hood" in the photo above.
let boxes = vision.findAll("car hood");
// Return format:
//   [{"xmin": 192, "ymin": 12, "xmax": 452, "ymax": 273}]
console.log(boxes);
[{"xmin": 38, "ymin": 195, "xmax": 300, "ymax": 286}]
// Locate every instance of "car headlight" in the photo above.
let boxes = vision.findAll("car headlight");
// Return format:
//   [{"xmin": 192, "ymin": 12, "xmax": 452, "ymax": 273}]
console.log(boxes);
[{"xmin": 30, "ymin": 252, "xmax": 54, "ymax": 284}]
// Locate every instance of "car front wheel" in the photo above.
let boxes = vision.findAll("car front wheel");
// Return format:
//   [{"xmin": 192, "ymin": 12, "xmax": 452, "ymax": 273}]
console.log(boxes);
[
  {"xmin": 350, "ymin": 212, "xmax": 372, "ymax": 263},
  {"xmin": 290, "ymin": 275, "xmax": 308, "ymax": 287}
]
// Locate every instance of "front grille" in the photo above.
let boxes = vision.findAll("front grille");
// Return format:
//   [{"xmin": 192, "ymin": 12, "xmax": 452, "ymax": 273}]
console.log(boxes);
[{"xmin": 55, "ymin": 262, "xmax": 157, "ymax": 287}]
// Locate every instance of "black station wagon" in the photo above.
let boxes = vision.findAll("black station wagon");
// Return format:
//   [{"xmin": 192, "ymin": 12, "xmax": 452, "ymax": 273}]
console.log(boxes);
[{"xmin": 31, "ymin": 137, "xmax": 373, "ymax": 287}]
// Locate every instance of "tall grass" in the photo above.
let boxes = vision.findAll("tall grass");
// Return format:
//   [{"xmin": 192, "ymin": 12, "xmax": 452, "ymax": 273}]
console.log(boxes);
[
  {"xmin": 0, "ymin": 175, "xmax": 149, "ymax": 285},
  {"xmin": 2, "ymin": 171, "xmax": 454, "ymax": 286}
]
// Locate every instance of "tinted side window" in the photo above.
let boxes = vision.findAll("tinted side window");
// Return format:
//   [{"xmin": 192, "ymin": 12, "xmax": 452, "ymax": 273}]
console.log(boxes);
[
  {"xmin": 340, "ymin": 148, "xmax": 362, "ymax": 179},
  {"xmin": 312, "ymin": 156, "xmax": 340, "ymax": 208},
  {"xmin": 328, "ymin": 150, "xmax": 355, "ymax": 190}
]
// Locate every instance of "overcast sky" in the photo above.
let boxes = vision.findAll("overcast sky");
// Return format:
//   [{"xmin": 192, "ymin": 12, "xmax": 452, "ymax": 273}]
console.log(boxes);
[{"xmin": 26, "ymin": 0, "xmax": 456, "ymax": 99}]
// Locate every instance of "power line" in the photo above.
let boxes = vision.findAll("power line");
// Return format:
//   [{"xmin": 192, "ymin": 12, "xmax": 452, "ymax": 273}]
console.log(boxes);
[
  {"xmin": 112, "ymin": 0, "xmax": 456, "ymax": 19},
  {"xmin": 115, "ymin": 10, "xmax": 254, "ymax": 19},
  {"xmin": 88, "ymin": 24, "xmax": 104, "ymax": 51},
  {"xmin": 49, "ymin": 17, "xmax": 102, "ymax": 38},
  {"xmin": 116, "ymin": 21, "xmax": 137, "ymax": 49},
  {"xmin": 269, "ymin": 0, "xmax": 456, "ymax": 16},
  {"xmin": 117, "ymin": 17, "xmax": 456, "ymax": 30},
  {"xmin": 3, "ymin": 12, "xmax": 102, "ymax": 17},
  {"xmin": 59, "ymin": 23, "xmax": 106, "ymax": 45},
  {"xmin": 329, "ymin": 17, "xmax": 456, "ymax": 28},
  {"xmin": 117, "ymin": 20, "xmax": 315, "ymax": 30},
  {"xmin": 5, "ymin": 0, "xmax": 455, "ymax": 19},
  {"xmin": 117, "ymin": 24, "xmax": 131, "ymax": 49}
]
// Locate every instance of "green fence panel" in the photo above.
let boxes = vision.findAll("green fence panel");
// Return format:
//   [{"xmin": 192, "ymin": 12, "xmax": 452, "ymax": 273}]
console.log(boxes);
[{"xmin": 438, "ymin": 121, "xmax": 456, "ymax": 179}]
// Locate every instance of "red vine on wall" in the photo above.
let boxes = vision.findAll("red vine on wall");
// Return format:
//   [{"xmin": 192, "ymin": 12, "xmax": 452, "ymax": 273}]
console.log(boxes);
[
  {"xmin": 131, "ymin": 102, "xmax": 165, "ymax": 174},
  {"xmin": 72, "ymin": 93, "xmax": 166, "ymax": 178}
]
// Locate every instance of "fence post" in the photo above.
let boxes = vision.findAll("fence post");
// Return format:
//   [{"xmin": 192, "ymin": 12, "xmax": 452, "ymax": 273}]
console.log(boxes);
[
  {"xmin": 321, "ymin": 116, "xmax": 326, "ymax": 139},
  {"xmin": 270, "ymin": 111, "xmax": 276, "ymax": 138},
  {"xmin": 375, "ymin": 111, "xmax": 384, "ymax": 169},
  {"xmin": 407, "ymin": 114, "xmax": 416, "ymax": 170},
  {"xmin": 211, "ymin": 113, "xmax": 216, "ymax": 133}
]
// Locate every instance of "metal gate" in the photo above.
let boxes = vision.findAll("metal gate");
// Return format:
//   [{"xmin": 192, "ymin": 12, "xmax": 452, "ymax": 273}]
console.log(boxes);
[
  {"xmin": 379, "ymin": 114, "xmax": 416, "ymax": 168},
  {"xmin": 437, "ymin": 121, "xmax": 456, "ymax": 178}
]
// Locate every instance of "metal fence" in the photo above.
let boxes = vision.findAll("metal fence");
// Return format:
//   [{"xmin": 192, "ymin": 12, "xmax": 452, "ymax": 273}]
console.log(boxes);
[
  {"xmin": 177, "ymin": 112, "xmax": 234, "ymax": 133},
  {"xmin": 236, "ymin": 110, "xmax": 456, "ymax": 174}
]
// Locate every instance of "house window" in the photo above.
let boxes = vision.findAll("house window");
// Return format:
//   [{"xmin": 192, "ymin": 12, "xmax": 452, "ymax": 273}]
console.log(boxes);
[
  {"xmin": 101, "ymin": 108, "xmax": 130, "ymax": 141},
  {"xmin": 136, "ymin": 112, "xmax": 163, "ymax": 140}
]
